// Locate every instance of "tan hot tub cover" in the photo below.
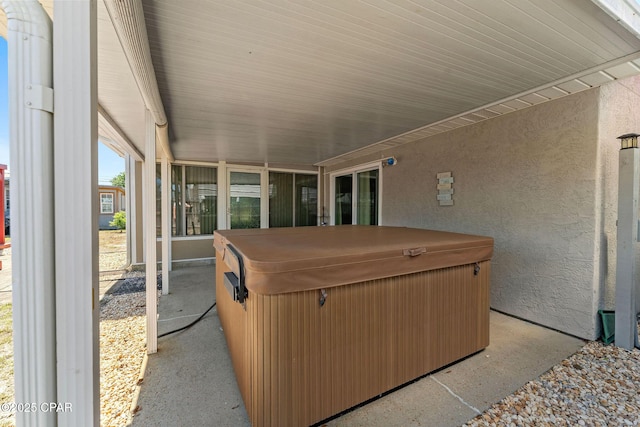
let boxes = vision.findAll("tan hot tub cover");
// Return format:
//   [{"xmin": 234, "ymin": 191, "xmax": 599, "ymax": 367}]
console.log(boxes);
[
  {"xmin": 213, "ymin": 225, "xmax": 493, "ymax": 295},
  {"xmin": 214, "ymin": 225, "xmax": 494, "ymax": 427}
]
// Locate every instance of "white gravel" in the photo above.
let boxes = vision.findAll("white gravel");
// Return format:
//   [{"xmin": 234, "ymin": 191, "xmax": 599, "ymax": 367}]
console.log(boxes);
[
  {"xmin": 464, "ymin": 340, "xmax": 640, "ymax": 426},
  {"xmin": 99, "ymin": 272, "xmax": 159, "ymax": 427},
  {"xmin": 100, "ymin": 292, "xmax": 146, "ymax": 427}
]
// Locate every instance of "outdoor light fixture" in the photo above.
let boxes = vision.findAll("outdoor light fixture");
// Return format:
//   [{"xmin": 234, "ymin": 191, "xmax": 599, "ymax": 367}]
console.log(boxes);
[
  {"xmin": 382, "ymin": 156, "xmax": 397, "ymax": 167},
  {"xmin": 617, "ymin": 133, "xmax": 640, "ymax": 150}
]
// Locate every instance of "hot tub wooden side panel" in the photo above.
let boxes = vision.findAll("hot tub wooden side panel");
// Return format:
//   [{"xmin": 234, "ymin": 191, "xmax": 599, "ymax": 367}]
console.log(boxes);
[
  {"xmin": 215, "ymin": 249, "xmax": 252, "ymax": 415},
  {"xmin": 243, "ymin": 261, "xmax": 490, "ymax": 427}
]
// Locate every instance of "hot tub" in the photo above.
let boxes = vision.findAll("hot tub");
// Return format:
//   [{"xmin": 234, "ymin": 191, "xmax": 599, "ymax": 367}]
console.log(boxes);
[{"xmin": 214, "ymin": 225, "xmax": 493, "ymax": 427}]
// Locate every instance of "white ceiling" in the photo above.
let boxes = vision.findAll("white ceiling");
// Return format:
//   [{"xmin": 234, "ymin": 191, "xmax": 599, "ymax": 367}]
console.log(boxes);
[
  {"xmin": 3, "ymin": 1, "xmax": 640, "ymax": 166},
  {"xmin": 139, "ymin": 0, "xmax": 640, "ymax": 166}
]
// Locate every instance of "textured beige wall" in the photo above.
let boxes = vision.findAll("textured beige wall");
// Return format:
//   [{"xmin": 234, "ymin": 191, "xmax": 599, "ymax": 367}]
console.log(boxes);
[
  {"xmin": 325, "ymin": 87, "xmax": 620, "ymax": 340},
  {"xmin": 597, "ymin": 76, "xmax": 640, "ymax": 316}
]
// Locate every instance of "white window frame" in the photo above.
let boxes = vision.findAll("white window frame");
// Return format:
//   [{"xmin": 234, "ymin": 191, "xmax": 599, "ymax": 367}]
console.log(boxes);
[
  {"xmin": 329, "ymin": 160, "xmax": 382, "ymax": 226},
  {"xmin": 226, "ymin": 165, "xmax": 269, "ymax": 229},
  {"xmin": 100, "ymin": 192, "xmax": 114, "ymax": 214}
]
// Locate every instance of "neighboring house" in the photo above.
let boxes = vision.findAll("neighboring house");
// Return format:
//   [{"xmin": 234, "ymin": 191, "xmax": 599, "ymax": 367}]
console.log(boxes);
[
  {"xmin": 98, "ymin": 185, "xmax": 125, "ymax": 230},
  {"xmin": 0, "ymin": 167, "xmax": 6, "ymax": 236}
]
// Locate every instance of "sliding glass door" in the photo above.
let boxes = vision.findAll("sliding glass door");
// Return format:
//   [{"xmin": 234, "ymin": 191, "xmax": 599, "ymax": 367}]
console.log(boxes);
[
  {"xmin": 332, "ymin": 165, "xmax": 380, "ymax": 225},
  {"xmin": 334, "ymin": 175, "xmax": 353, "ymax": 225},
  {"xmin": 357, "ymin": 169, "xmax": 378, "ymax": 225}
]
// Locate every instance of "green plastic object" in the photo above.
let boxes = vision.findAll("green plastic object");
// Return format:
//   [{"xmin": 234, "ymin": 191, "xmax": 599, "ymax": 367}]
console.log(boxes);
[{"xmin": 598, "ymin": 310, "xmax": 615, "ymax": 344}]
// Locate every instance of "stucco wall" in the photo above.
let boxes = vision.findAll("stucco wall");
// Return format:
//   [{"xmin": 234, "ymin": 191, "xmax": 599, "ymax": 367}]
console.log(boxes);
[
  {"xmin": 324, "ymin": 88, "xmax": 614, "ymax": 339},
  {"xmin": 598, "ymin": 76, "xmax": 640, "ymax": 315}
]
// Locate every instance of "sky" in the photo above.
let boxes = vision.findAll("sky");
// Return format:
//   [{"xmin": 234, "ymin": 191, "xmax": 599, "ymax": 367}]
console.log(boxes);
[{"xmin": 0, "ymin": 36, "xmax": 124, "ymax": 185}]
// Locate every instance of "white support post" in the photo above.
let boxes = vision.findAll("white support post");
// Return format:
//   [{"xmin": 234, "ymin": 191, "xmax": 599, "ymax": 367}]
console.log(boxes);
[
  {"xmin": 260, "ymin": 167, "xmax": 269, "ymax": 228},
  {"xmin": 167, "ymin": 158, "xmax": 172, "ymax": 272},
  {"xmin": 615, "ymin": 145, "xmax": 640, "ymax": 350},
  {"xmin": 125, "ymin": 153, "xmax": 145, "ymax": 265},
  {"xmin": 125, "ymin": 153, "xmax": 134, "ymax": 266},
  {"xmin": 134, "ymin": 159, "xmax": 144, "ymax": 264},
  {"xmin": 161, "ymin": 155, "xmax": 170, "ymax": 294},
  {"xmin": 144, "ymin": 110, "xmax": 158, "ymax": 354},
  {"xmin": 53, "ymin": 1, "xmax": 100, "ymax": 425},
  {"xmin": 218, "ymin": 161, "xmax": 227, "ymax": 230},
  {"xmin": 3, "ymin": 1, "xmax": 57, "ymax": 425}
]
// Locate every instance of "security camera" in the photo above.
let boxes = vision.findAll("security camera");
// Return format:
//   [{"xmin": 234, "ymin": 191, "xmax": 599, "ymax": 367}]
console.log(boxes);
[{"xmin": 383, "ymin": 156, "xmax": 397, "ymax": 166}]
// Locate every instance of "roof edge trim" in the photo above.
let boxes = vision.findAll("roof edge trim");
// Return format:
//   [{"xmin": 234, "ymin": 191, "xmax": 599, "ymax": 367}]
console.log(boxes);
[{"xmin": 103, "ymin": 0, "xmax": 173, "ymax": 162}]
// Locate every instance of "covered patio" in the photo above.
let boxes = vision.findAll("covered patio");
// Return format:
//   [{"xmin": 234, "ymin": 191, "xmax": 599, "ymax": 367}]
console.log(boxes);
[{"xmin": 2, "ymin": 0, "xmax": 640, "ymax": 425}]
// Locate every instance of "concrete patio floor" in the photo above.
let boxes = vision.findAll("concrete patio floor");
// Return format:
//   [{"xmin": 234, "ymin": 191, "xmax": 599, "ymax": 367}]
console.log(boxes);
[{"xmin": 132, "ymin": 264, "xmax": 585, "ymax": 427}]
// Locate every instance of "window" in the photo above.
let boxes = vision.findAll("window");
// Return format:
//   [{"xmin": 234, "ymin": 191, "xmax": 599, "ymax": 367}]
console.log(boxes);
[
  {"xmin": 269, "ymin": 172, "xmax": 293, "ymax": 227},
  {"xmin": 157, "ymin": 165, "xmax": 218, "ymax": 236},
  {"xmin": 100, "ymin": 193, "xmax": 114, "ymax": 214},
  {"xmin": 184, "ymin": 166, "xmax": 218, "ymax": 235},
  {"xmin": 156, "ymin": 165, "xmax": 316, "ymax": 234},
  {"xmin": 269, "ymin": 172, "xmax": 317, "ymax": 227},
  {"xmin": 230, "ymin": 171, "xmax": 262, "ymax": 229},
  {"xmin": 295, "ymin": 174, "xmax": 318, "ymax": 226}
]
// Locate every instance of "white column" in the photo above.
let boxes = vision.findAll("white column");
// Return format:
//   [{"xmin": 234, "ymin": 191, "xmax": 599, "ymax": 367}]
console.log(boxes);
[
  {"xmin": 615, "ymin": 146, "xmax": 639, "ymax": 350},
  {"xmin": 161, "ymin": 155, "xmax": 170, "ymax": 294},
  {"xmin": 217, "ymin": 161, "xmax": 227, "ymax": 230},
  {"xmin": 3, "ymin": 1, "xmax": 56, "ymax": 426},
  {"xmin": 54, "ymin": 1, "xmax": 100, "ymax": 425},
  {"xmin": 133, "ymin": 159, "xmax": 144, "ymax": 264},
  {"xmin": 125, "ymin": 153, "xmax": 134, "ymax": 266},
  {"xmin": 125, "ymin": 153, "xmax": 145, "ymax": 266},
  {"xmin": 260, "ymin": 167, "xmax": 269, "ymax": 228},
  {"xmin": 144, "ymin": 110, "xmax": 158, "ymax": 354}
]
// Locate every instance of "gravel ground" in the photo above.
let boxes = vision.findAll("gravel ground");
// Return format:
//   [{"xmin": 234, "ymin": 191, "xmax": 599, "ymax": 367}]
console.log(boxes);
[
  {"xmin": 100, "ymin": 290, "xmax": 148, "ymax": 427},
  {"xmin": 99, "ymin": 230, "xmax": 127, "ymax": 272},
  {"xmin": 100, "ymin": 251, "xmax": 128, "ymax": 272},
  {"xmin": 100, "ymin": 273, "xmax": 161, "ymax": 427},
  {"xmin": 465, "ymin": 341, "xmax": 640, "ymax": 427}
]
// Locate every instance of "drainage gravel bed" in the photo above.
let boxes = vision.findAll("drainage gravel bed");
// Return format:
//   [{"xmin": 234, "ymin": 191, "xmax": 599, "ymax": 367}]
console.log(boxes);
[{"xmin": 465, "ymin": 340, "xmax": 640, "ymax": 427}]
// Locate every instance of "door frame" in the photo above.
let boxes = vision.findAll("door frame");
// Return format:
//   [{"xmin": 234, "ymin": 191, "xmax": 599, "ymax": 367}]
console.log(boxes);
[{"xmin": 329, "ymin": 160, "xmax": 382, "ymax": 226}]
